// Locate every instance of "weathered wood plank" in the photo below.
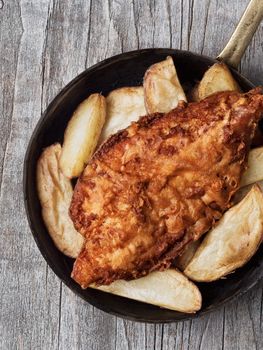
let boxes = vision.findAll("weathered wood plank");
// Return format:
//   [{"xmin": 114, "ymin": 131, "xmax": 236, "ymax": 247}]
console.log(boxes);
[
  {"xmin": 223, "ymin": 284, "xmax": 263, "ymax": 350},
  {"xmin": 37, "ymin": 1, "xmax": 120, "ymax": 349},
  {"xmin": 0, "ymin": 1, "xmax": 62, "ymax": 349},
  {"xmin": 180, "ymin": 2, "xmax": 263, "ymax": 349},
  {"xmin": 241, "ymin": 18, "xmax": 263, "ymax": 86},
  {"xmin": 221, "ymin": 2, "xmax": 263, "ymax": 348},
  {"xmin": 0, "ymin": 0, "xmax": 22, "ymax": 197}
]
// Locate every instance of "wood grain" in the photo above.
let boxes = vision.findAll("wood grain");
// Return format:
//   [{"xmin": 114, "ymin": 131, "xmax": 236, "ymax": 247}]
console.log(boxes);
[
  {"xmin": 0, "ymin": 0, "xmax": 262, "ymax": 349},
  {"xmin": 0, "ymin": 1, "xmax": 61, "ymax": 349}
]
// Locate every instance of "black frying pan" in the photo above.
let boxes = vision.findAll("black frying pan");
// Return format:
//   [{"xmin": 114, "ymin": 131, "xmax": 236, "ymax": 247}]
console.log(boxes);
[{"xmin": 23, "ymin": 0, "xmax": 263, "ymax": 323}]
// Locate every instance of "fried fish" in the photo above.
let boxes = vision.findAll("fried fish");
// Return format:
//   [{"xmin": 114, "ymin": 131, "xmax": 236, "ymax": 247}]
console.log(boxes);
[{"xmin": 70, "ymin": 88, "xmax": 263, "ymax": 288}]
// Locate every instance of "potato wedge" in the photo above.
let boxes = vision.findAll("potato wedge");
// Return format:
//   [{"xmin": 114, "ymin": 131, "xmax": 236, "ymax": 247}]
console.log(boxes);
[
  {"xmin": 234, "ymin": 180, "xmax": 263, "ymax": 204},
  {"xmin": 175, "ymin": 240, "xmax": 201, "ymax": 271},
  {"xmin": 143, "ymin": 56, "xmax": 186, "ymax": 113},
  {"xmin": 99, "ymin": 87, "xmax": 146, "ymax": 143},
  {"xmin": 60, "ymin": 94, "xmax": 106, "ymax": 178},
  {"xmin": 37, "ymin": 144, "xmax": 84, "ymax": 258},
  {"xmin": 184, "ymin": 185, "xmax": 263, "ymax": 282},
  {"xmin": 191, "ymin": 62, "xmax": 241, "ymax": 102},
  {"xmin": 240, "ymin": 147, "xmax": 263, "ymax": 187},
  {"xmin": 92, "ymin": 269, "xmax": 202, "ymax": 313}
]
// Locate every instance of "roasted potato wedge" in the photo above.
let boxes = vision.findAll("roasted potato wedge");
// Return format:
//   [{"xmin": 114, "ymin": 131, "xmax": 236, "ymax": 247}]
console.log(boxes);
[
  {"xmin": 191, "ymin": 62, "xmax": 241, "ymax": 102},
  {"xmin": 175, "ymin": 240, "xmax": 201, "ymax": 271},
  {"xmin": 240, "ymin": 147, "xmax": 263, "ymax": 187},
  {"xmin": 234, "ymin": 180, "xmax": 263, "ymax": 204},
  {"xmin": 143, "ymin": 56, "xmax": 186, "ymax": 113},
  {"xmin": 37, "ymin": 144, "xmax": 84, "ymax": 258},
  {"xmin": 60, "ymin": 93, "xmax": 106, "ymax": 178},
  {"xmin": 184, "ymin": 186, "xmax": 263, "ymax": 282},
  {"xmin": 99, "ymin": 87, "xmax": 146, "ymax": 143},
  {"xmin": 93, "ymin": 269, "xmax": 202, "ymax": 313}
]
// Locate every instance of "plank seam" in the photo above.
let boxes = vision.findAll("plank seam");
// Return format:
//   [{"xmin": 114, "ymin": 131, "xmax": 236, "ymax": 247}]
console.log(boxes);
[
  {"xmin": 123, "ymin": 320, "xmax": 131, "ymax": 350},
  {"xmin": 180, "ymin": 0, "xmax": 183, "ymax": 50},
  {"xmin": 114, "ymin": 317, "xmax": 117, "ymax": 350},
  {"xmin": 188, "ymin": 0, "xmax": 194, "ymax": 50},
  {"xmin": 131, "ymin": 0, "xmax": 139, "ymax": 49},
  {"xmin": 260, "ymin": 286, "xmax": 263, "ymax": 328},
  {"xmin": 181, "ymin": 321, "xmax": 185, "ymax": 349},
  {"xmin": 0, "ymin": 0, "xmax": 23, "ymax": 200},
  {"xmin": 153, "ymin": 324, "xmax": 156, "ymax": 350},
  {"xmin": 57, "ymin": 281, "xmax": 62, "ymax": 350},
  {"xmin": 45, "ymin": 264, "xmax": 48, "ymax": 296},
  {"xmin": 40, "ymin": 0, "xmax": 53, "ymax": 114},
  {"xmin": 84, "ymin": 0, "xmax": 92, "ymax": 69},
  {"xmin": 104, "ymin": 0, "xmax": 112, "ymax": 59},
  {"xmin": 152, "ymin": 0, "xmax": 156, "ymax": 46},
  {"xmin": 165, "ymin": 0, "xmax": 172, "ymax": 49},
  {"xmin": 247, "ymin": 299, "xmax": 258, "ymax": 350},
  {"xmin": 160, "ymin": 324, "xmax": 164, "ymax": 350},
  {"xmin": 221, "ymin": 307, "xmax": 225, "ymax": 350},
  {"xmin": 200, "ymin": 0, "xmax": 211, "ymax": 55},
  {"xmin": 198, "ymin": 318, "xmax": 209, "ymax": 349},
  {"xmin": 187, "ymin": 319, "xmax": 192, "ymax": 350}
]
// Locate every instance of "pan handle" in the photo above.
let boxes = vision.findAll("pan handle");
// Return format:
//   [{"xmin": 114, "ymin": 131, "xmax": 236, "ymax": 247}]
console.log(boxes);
[{"xmin": 217, "ymin": 0, "xmax": 263, "ymax": 68}]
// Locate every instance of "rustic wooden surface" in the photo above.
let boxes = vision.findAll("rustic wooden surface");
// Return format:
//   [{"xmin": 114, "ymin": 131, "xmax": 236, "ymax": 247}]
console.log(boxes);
[{"xmin": 0, "ymin": 0, "xmax": 262, "ymax": 349}]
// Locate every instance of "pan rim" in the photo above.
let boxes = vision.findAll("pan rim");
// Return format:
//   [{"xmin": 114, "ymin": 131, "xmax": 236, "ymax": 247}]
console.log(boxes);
[{"xmin": 23, "ymin": 47, "xmax": 259, "ymax": 324}]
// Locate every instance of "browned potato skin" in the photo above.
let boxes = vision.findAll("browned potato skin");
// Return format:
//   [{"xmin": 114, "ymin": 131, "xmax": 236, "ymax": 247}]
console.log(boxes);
[
  {"xmin": 143, "ymin": 56, "xmax": 186, "ymax": 113},
  {"xmin": 191, "ymin": 62, "xmax": 241, "ymax": 102},
  {"xmin": 37, "ymin": 144, "xmax": 84, "ymax": 258},
  {"xmin": 184, "ymin": 186, "xmax": 263, "ymax": 282},
  {"xmin": 92, "ymin": 269, "xmax": 202, "ymax": 313}
]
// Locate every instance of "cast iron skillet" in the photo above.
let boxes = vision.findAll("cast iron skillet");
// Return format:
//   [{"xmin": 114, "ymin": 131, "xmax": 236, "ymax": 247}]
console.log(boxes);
[{"xmin": 24, "ymin": 1, "xmax": 263, "ymax": 323}]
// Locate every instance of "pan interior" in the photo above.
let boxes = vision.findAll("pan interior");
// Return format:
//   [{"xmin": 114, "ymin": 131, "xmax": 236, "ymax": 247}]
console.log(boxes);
[{"xmin": 24, "ymin": 48, "xmax": 262, "ymax": 323}]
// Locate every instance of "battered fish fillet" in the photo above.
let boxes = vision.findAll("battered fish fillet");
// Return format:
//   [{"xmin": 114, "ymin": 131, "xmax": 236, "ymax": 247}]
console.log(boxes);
[{"xmin": 70, "ymin": 88, "xmax": 263, "ymax": 288}]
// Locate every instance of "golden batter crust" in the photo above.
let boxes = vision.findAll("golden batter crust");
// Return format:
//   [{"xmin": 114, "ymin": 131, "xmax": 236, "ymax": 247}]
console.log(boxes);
[{"xmin": 70, "ymin": 88, "xmax": 263, "ymax": 288}]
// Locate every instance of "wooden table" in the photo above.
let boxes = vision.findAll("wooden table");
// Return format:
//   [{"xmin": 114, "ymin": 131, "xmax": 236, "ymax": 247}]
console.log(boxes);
[{"xmin": 1, "ymin": 0, "xmax": 262, "ymax": 349}]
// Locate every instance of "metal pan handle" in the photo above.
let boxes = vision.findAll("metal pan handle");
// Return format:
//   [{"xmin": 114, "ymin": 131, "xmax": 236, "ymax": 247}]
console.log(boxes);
[{"xmin": 217, "ymin": 0, "xmax": 263, "ymax": 68}]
